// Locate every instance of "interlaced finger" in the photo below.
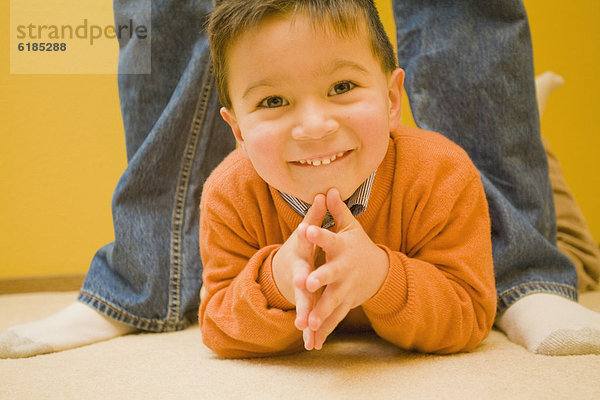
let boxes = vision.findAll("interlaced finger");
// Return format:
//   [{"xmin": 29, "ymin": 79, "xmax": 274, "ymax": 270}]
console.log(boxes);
[
  {"xmin": 313, "ymin": 303, "xmax": 352, "ymax": 350},
  {"xmin": 292, "ymin": 258, "xmax": 314, "ymax": 330},
  {"xmin": 308, "ymin": 282, "xmax": 348, "ymax": 331}
]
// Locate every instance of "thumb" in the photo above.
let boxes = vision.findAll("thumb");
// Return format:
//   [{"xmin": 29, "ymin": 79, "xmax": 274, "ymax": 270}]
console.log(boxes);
[
  {"xmin": 304, "ymin": 193, "xmax": 327, "ymax": 227},
  {"xmin": 326, "ymin": 188, "xmax": 355, "ymax": 230},
  {"xmin": 295, "ymin": 193, "xmax": 327, "ymax": 256}
]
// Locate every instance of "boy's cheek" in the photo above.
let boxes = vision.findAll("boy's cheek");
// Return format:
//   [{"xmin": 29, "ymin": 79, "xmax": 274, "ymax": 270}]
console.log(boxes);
[
  {"xmin": 242, "ymin": 129, "xmax": 287, "ymax": 166},
  {"xmin": 344, "ymin": 99, "xmax": 389, "ymax": 127},
  {"xmin": 243, "ymin": 118, "xmax": 288, "ymax": 145}
]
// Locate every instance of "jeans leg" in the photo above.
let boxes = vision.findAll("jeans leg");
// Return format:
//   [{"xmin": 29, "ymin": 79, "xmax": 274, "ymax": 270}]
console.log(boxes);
[
  {"xmin": 78, "ymin": 0, "xmax": 235, "ymax": 331},
  {"xmin": 392, "ymin": 0, "xmax": 578, "ymax": 315}
]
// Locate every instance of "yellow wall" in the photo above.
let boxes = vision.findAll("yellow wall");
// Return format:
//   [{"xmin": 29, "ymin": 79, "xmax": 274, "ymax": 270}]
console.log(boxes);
[
  {"xmin": 526, "ymin": 0, "xmax": 600, "ymax": 243},
  {"xmin": 1, "ymin": 3, "xmax": 125, "ymax": 278},
  {"xmin": 1, "ymin": 1, "xmax": 598, "ymax": 279}
]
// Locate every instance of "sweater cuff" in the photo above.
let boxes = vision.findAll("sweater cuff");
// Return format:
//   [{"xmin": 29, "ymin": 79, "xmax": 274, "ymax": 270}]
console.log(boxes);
[
  {"xmin": 257, "ymin": 248, "xmax": 295, "ymax": 311},
  {"xmin": 362, "ymin": 245, "xmax": 408, "ymax": 314}
]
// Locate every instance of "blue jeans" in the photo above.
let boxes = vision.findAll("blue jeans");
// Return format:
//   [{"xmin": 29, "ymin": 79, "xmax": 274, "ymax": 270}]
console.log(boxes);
[
  {"xmin": 78, "ymin": 0, "xmax": 235, "ymax": 331},
  {"xmin": 79, "ymin": 0, "xmax": 577, "ymax": 331},
  {"xmin": 392, "ymin": 0, "xmax": 577, "ymax": 312}
]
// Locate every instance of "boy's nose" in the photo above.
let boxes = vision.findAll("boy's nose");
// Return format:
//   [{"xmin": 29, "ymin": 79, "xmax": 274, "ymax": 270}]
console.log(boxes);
[{"xmin": 291, "ymin": 104, "xmax": 339, "ymax": 141}]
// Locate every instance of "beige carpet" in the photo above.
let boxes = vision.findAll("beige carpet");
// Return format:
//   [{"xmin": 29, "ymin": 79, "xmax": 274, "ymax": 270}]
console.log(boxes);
[{"xmin": 1, "ymin": 291, "xmax": 599, "ymax": 400}]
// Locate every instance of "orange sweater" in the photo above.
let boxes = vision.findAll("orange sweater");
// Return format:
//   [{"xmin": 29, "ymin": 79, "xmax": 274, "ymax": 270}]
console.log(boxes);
[{"xmin": 199, "ymin": 126, "xmax": 496, "ymax": 358}]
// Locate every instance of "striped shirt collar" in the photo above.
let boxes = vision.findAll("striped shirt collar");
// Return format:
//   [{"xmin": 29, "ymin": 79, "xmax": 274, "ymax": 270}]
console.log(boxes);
[{"xmin": 278, "ymin": 171, "xmax": 376, "ymax": 228}]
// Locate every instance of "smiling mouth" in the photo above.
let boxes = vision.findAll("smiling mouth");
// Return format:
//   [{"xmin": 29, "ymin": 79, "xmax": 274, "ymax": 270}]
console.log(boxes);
[{"xmin": 292, "ymin": 150, "xmax": 353, "ymax": 166}]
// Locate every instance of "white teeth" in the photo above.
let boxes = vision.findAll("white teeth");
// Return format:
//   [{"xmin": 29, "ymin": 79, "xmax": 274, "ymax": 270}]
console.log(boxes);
[{"xmin": 298, "ymin": 150, "xmax": 347, "ymax": 166}]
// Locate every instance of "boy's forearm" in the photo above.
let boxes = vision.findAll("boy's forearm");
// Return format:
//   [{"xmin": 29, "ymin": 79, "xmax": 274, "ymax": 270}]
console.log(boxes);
[
  {"xmin": 200, "ymin": 240, "xmax": 305, "ymax": 358},
  {"xmin": 358, "ymin": 175, "xmax": 496, "ymax": 353},
  {"xmin": 271, "ymin": 249, "xmax": 296, "ymax": 305},
  {"xmin": 361, "ymin": 248, "xmax": 496, "ymax": 353}
]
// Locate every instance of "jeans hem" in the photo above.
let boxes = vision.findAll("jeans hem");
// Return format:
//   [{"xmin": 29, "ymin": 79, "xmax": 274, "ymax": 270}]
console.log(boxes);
[
  {"xmin": 77, "ymin": 291, "xmax": 196, "ymax": 332},
  {"xmin": 496, "ymin": 281, "xmax": 578, "ymax": 316}
]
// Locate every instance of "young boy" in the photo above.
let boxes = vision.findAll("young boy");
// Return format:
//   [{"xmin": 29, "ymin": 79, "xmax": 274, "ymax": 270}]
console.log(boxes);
[{"xmin": 199, "ymin": 0, "xmax": 496, "ymax": 358}]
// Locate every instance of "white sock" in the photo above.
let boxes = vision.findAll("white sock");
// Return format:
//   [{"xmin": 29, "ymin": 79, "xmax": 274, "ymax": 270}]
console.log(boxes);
[
  {"xmin": 535, "ymin": 71, "xmax": 564, "ymax": 118},
  {"xmin": 0, "ymin": 302, "xmax": 137, "ymax": 358},
  {"xmin": 496, "ymin": 293, "xmax": 600, "ymax": 355}
]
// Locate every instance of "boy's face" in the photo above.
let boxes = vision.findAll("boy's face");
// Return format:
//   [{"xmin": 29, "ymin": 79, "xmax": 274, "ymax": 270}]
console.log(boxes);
[{"xmin": 221, "ymin": 13, "xmax": 404, "ymax": 204}]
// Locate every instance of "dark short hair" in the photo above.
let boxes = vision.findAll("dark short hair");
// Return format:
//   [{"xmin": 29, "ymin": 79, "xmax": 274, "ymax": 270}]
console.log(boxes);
[{"xmin": 208, "ymin": 0, "xmax": 398, "ymax": 109}]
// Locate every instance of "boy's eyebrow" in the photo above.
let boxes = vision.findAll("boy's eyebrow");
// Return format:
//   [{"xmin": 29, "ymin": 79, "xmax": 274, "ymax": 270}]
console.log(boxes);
[
  {"xmin": 243, "ymin": 78, "xmax": 277, "ymax": 100},
  {"xmin": 242, "ymin": 59, "xmax": 370, "ymax": 100},
  {"xmin": 322, "ymin": 59, "xmax": 370, "ymax": 76}
]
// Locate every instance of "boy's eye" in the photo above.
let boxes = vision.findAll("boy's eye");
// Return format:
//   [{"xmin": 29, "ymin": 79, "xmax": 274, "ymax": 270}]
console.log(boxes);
[
  {"xmin": 329, "ymin": 81, "xmax": 356, "ymax": 96},
  {"xmin": 259, "ymin": 96, "xmax": 289, "ymax": 108}
]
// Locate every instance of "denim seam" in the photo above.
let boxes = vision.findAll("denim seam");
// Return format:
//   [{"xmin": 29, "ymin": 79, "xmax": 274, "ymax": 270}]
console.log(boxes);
[
  {"xmin": 496, "ymin": 281, "xmax": 578, "ymax": 315},
  {"xmin": 78, "ymin": 291, "xmax": 188, "ymax": 332},
  {"xmin": 165, "ymin": 61, "xmax": 215, "ymax": 326}
]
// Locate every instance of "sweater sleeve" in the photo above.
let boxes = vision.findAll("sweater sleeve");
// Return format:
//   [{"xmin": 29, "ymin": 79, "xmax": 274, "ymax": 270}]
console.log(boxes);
[
  {"xmin": 362, "ymin": 175, "xmax": 497, "ymax": 354},
  {"xmin": 199, "ymin": 188, "xmax": 304, "ymax": 358}
]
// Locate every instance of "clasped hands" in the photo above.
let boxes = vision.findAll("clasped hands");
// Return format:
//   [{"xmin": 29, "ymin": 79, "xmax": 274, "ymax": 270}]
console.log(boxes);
[{"xmin": 272, "ymin": 188, "xmax": 389, "ymax": 351}]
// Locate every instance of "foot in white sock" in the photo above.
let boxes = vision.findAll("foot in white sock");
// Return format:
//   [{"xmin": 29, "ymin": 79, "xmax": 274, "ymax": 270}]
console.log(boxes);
[
  {"xmin": 0, "ymin": 302, "xmax": 137, "ymax": 359},
  {"xmin": 496, "ymin": 293, "xmax": 600, "ymax": 355}
]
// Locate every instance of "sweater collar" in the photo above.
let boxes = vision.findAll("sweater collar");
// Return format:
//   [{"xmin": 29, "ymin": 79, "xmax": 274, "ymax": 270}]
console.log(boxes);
[{"xmin": 278, "ymin": 172, "xmax": 376, "ymax": 228}]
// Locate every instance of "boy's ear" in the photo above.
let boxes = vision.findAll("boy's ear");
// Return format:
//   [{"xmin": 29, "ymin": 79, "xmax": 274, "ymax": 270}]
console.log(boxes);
[
  {"xmin": 387, "ymin": 68, "xmax": 405, "ymax": 132},
  {"xmin": 220, "ymin": 107, "xmax": 246, "ymax": 150}
]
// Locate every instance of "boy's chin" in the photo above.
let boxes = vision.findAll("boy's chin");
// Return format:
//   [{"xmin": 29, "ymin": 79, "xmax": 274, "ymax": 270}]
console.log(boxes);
[{"xmin": 293, "ymin": 185, "xmax": 358, "ymax": 205}]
